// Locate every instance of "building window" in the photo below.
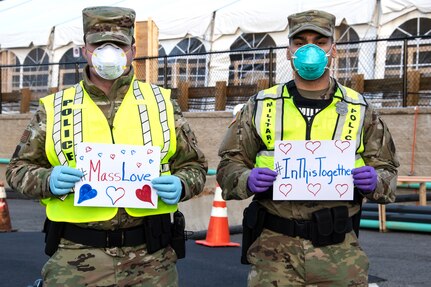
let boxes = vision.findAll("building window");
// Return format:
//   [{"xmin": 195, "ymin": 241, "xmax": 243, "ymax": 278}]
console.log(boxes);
[
  {"xmin": 168, "ymin": 38, "xmax": 207, "ymax": 87},
  {"xmin": 58, "ymin": 47, "xmax": 86, "ymax": 90},
  {"xmin": 334, "ymin": 24, "xmax": 359, "ymax": 85},
  {"xmin": 0, "ymin": 51, "xmax": 20, "ymax": 93},
  {"xmin": 23, "ymin": 48, "xmax": 50, "ymax": 92},
  {"xmin": 157, "ymin": 45, "xmax": 169, "ymax": 85},
  {"xmin": 229, "ymin": 33, "xmax": 276, "ymax": 85},
  {"xmin": 385, "ymin": 17, "xmax": 431, "ymax": 78}
]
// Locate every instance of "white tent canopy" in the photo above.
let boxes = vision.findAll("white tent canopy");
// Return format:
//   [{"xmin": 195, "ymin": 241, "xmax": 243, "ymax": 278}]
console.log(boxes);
[
  {"xmin": 1, "ymin": 0, "xmax": 429, "ymax": 51},
  {"xmin": 0, "ymin": 0, "xmax": 234, "ymax": 49},
  {"xmin": 212, "ymin": 0, "xmax": 376, "ymax": 39}
]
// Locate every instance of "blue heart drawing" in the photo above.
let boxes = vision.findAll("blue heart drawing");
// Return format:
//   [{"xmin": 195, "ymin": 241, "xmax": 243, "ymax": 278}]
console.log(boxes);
[
  {"xmin": 79, "ymin": 156, "xmax": 84, "ymax": 160},
  {"xmin": 149, "ymin": 159, "xmax": 154, "ymax": 164},
  {"xmin": 78, "ymin": 184, "xmax": 97, "ymax": 204},
  {"xmin": 131, "ymin": 150, "xmax": 136, "ymax": 155},
  {"xmin": 98, "ymin": 153, "xmax": 103, "ymax": 157},
  {"xmin": 121, "ymin": 149, "xmax": 126, "ymax": 154}
]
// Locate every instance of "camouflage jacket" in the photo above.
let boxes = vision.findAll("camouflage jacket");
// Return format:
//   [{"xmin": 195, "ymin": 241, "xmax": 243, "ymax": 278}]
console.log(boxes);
[
  {"xmin": 217, "ymin": 80, "xmax": 399, "ymax": 220},
  {"xmin": 6, "ymin": 66, "xmax": 208, "ymax": 230}
]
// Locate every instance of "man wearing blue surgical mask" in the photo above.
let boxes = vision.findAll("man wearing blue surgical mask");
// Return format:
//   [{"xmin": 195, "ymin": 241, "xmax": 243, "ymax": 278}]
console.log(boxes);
[
  {"xmin": 217, "ymin": 10, "xmax": 399, "ymax": 286},
  {"xmin": 7, "ymin": 6, "xmax": 207, "ymax": 286}
]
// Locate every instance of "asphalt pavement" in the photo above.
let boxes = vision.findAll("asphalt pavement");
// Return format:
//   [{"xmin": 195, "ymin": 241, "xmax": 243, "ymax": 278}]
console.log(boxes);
[{"xmin": 1, "ymin": 198, "xmax": 431, "ymax": 287}]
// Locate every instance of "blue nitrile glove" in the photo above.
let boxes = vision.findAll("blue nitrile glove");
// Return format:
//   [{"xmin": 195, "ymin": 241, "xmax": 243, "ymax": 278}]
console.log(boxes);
[
  {"xmin": 247, "ymin": 167, "xmax": 278, "ymax": 193},
  {"xmin": 151, "ymin": 175, "xmax": 182, "ymax": 205},
  {"xmin": 352, "ymin": 166, "xmax": 378, "ymax": 193},
  {"xmin": 49, "ymin": 166, "xmax": 83, "ymax": 196}
]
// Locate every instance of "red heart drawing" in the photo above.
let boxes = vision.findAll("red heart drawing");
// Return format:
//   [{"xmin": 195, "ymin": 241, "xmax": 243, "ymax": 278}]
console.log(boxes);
[
  {"xmin": 335, "ymin": 140, "xmax": 351, "ymax": 153},
  {"xmin": 105, "ymin": 186, "xmax": 125, "ymax": 205},
  {"xmin": 136, "ymin": 162, "xmax": 142, "ymax": 168},
  {"xmin": 307, "ymin": 183, "xmax": 321, "ymax": 196},
  {"xmin": 136, "ymin": 185, "xmax": 154, "ymax": 206},
  {"xmin": 305, "ymin": 141, "xmax": 321, "ymax": 154},
  {"xmin": 147, "ymin": 149, "xmax": 153, "ymax": 155},
  {"xmin": 335, "ymin": 184, "xmax": 349, "ymax": 198},
  {"xmin": 110, "ymin": 154, "xmax": 115, "ymax": 160},
  {"xmin": 85, "ymin": 146, "xmax": 92, "ymax": 152},
  {"xmin": 279, "ymin": 143, "xmax": 292, "ymax": 155},
  {"xmin": 279, "ymin": 184, "xmax": 292, "ymax": 197}
]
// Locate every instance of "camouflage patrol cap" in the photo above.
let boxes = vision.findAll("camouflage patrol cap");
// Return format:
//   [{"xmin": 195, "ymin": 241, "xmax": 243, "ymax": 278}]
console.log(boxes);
[
  {"xmin": 288, "ymin": 10, "xmax": 335, "ymax": 38},
  {"xmin": 83, "ymin": 6, "xmax": 136, "ymax": 45}
]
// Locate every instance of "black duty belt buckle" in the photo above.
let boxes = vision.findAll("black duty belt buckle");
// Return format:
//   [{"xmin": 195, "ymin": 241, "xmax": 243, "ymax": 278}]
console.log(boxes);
[{"xmin": 106, "ymin": 230, "xmax": 125, "ymax": 247}]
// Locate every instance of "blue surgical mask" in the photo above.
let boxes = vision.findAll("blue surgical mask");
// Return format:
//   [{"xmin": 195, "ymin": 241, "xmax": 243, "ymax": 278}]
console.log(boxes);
[{"xmin": 292, "ymin": 44, "xmax": 331, "ymax": 80}]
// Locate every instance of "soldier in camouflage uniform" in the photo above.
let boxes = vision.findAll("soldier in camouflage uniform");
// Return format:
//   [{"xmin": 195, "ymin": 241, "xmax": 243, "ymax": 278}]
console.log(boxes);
[
  {"xmin": 217, "ymin": 10, "xmax": 399, "ymax": 287},
  {"xmin": 6, "ymin": 6, "xmax": 207, "ymax": 287}
]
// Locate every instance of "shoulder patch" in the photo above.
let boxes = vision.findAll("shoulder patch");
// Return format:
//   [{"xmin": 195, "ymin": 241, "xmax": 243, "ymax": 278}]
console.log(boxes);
[{"xmin": 20, "ymin": 129, "xmax": 31, "ymax": 143}]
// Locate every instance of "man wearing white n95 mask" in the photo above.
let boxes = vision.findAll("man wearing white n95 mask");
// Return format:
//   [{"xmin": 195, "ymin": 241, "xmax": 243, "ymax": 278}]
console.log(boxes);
[{"xmin": 6, "ymin": 6, "xmax": 207, "ymax": 286}]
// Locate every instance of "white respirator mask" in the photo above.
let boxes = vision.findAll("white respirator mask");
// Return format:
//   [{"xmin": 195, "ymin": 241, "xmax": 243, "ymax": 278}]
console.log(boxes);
[{"xmin": 90, "ymin": 43, "xmax": 128, "ymax": 80}]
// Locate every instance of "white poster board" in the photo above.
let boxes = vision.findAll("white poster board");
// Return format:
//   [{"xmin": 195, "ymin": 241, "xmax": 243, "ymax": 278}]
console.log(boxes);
[
  {"xmin": 74, "ymin": 143, "xmax": 161, "ymax": 208},
  {"xmin": 273, "ymin": 140, "xmax": 355, "ymax": 201}
]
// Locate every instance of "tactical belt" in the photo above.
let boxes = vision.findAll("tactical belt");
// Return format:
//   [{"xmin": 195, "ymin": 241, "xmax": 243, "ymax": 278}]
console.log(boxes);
[
  {"xmin": 62, "ymin": 223, "xmax": 146, "ymax": 248},
  {"xmin": 263, "ymin": 212, "xmax": 353, "ymax": 241}
]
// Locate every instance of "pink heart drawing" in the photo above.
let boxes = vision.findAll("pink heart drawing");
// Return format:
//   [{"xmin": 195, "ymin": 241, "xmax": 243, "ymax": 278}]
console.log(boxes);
[
  {"xmin": 106, "ymin": 186, "xmax": 125, "ymax": 205},
  {"xmin": 307, "ymin": 183, "xmax": 321, "ymax": 196},
  {"xmin": 305, "ymin": 141, "xmax": 321, "ymax": 154},
  {"xmin": 335, "ymin": 184, "xmax": 349, "ymax": 198},
  {"xmin": 335, "ymin": 140, "xmax": 351, "ymax": 153},
  {"xmin": 85, "ymin": 146, "xmax": 92, "ymax": 153},
  {"xmin": 136, "ymin": 162, "xmax": 142, "ymax": 168},
  {"xmin": 279, "ymin": 143, "xmax": 292, "ymax": 155},
  {"xmin": 147, "ymin": 149, "xmax": 153, "ymax": 154},
  {"xmin": 110, "ymin": 154, "xmax": 116, "ymax": 160},
  {"xmin": 279, "ymin": 184, "xmax": 293, "ymax": 197}
]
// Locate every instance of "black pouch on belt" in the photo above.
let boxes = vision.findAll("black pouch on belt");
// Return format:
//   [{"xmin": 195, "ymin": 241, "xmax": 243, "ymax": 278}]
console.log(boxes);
[
  {"xmin": 311, "ymin": 208, "xmax": 333, "ymax": 247},
  {"xmin": 241, "ymin": 201, "xmax": 266, "ymax": 264},
  {"xmin": 331, "ymin": 206, "xmax": 349, "ymax": 244},
  {"xmin": 143, "ymin": 213, "xmax": 172, "ymax": 254},
  {"xmin": 170, "ymin": 210, "xmax": 186, "ymax": 259},
  {"xmin": 43, "ymin": 218, "xmax": 65, "ymax": 257}
]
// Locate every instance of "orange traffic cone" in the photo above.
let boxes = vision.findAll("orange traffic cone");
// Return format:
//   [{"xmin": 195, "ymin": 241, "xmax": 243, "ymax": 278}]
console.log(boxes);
[
  {"xmin": 0, "ymin": 181, "xmax": 13, "ymax": 232},
  {"xmin": 196, "ymin": 183, "xmax": 240, "ymax": 247}
]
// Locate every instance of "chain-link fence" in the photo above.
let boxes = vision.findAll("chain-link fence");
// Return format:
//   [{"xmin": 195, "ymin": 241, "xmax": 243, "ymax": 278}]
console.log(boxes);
[{"xmin": 1, "ymin": 36, "xmax": 430, "ymax": 113}]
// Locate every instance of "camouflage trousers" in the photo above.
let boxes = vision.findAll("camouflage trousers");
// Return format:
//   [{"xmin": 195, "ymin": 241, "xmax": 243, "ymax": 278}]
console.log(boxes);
[
  {"xmin": 247, "ymin": 229, "xmax": 369, "ymax": 287},
  {"xmin": 41, "ymin": 239, "xmax": 178, "ymax": 287}
]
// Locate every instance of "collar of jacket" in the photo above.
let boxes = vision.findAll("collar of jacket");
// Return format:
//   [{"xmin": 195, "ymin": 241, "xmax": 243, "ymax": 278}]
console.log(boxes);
[{"xmin": 81, "ymin": 64, "xmax": 135, "ymax": 99}]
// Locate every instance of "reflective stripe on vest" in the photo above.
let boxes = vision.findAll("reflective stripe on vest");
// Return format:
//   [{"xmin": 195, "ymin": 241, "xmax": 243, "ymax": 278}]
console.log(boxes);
[
  {"xmin": 254, "ymin": 84, "xmax": 366, "ymax": 169},
  {"xmin": 41, "ymin": 78, "xmax": 177, "ymax": 223}
]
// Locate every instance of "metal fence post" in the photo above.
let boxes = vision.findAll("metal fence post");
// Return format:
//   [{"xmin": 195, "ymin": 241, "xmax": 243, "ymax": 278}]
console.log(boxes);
[
  {"xmin": 402, "ymin": 38, "xmax": 408, "ymax": 107},
  {"xmin": 268, "ymin": 47, "xmax": 274, "ymax": 87},
  {"xmin": 163, "ymin": 56, "xmax": 168, "ymax": 88},
  {"xmin": 0, "ymin": 67, "xmax": 2, "ymax": 114},
  {"xmin": 75, "ymin": 62, "xmax": 80, "ymax": 83}
]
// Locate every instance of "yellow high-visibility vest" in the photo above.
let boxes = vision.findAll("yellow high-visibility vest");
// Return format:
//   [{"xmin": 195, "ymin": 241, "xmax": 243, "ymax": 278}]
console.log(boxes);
[
  {"xmin": 40, "ymin": 78, "xmax": 177, "ymax": 223},
  {"xmin": 253, "ymin": 84, "xmax": 366, "ymax": 169}
]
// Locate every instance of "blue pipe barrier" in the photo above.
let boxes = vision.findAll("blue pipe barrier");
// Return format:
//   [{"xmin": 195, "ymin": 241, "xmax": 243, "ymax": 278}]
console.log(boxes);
[
  {"xmin": 397, "ymin": 182, "xmax": 431, "ymax": 189},
  {"xmin": 207, "ymin": 169, "xmax": 216, "ymax": 176},
  {"xmin": 361, "ymin": 211, "xmax": 431, "ymax": 224},
  {"xmin": 360, "ymin": 219, "xmax": 431, "ymax": 233},
  {"xmin": 395, "ymin": 193, "xmax": 431, "ymax": 203},
  {"xmin": 362, "ymin": 203, "xmax": 431, "ymax": 215}
]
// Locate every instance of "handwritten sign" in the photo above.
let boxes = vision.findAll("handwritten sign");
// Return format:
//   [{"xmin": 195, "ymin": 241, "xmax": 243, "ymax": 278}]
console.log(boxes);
[
  {"xmin": 273, "ymin": 140, "xmax": 355, "ymax": 201},
  {"xmin": 74, "ymin": 143, "xmax": 161, "ymax": 208}
]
